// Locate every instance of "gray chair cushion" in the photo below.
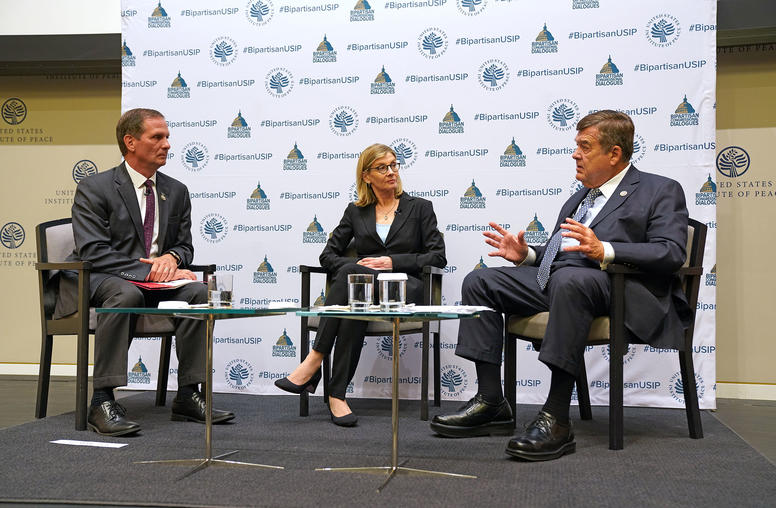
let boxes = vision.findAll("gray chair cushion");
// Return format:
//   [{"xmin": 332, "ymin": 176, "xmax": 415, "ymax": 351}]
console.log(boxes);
[
  {"xmin": 87, "ymin": 308, "xmax": 175, "ymax": 334},
  {"xmin": 507, "ymin": 312, "xmax": 610, "ymax": 342},
  {"xmin": 307, "ymin": 316, "xmax": 424, "ymax": 334}
]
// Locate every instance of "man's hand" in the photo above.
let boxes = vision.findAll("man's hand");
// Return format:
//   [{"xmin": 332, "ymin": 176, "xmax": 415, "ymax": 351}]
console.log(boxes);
[
  {"xmin": 140, "ymin": 253, "xmax": 181, "ymax": 282},
  {"xmin": 173, "ymin": 268, "xmax": 197, "ymax": 280},
  {"xmin": 357, "ymin": 256, "xmax": 393, "ymax": 270},
  {"xmin": 483, "ymin": 222, "xmax": 528, "ymax": 263},
  {"xmin": 560, "ymin": 218, "xmax": 605, "ymax": 262}
]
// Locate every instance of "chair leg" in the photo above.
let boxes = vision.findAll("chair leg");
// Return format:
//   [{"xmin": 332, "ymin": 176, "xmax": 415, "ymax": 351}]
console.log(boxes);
[
  {"xmin": 609, "ymin": 342, "xmax": 624, "ymax": 450},
  {"xmin": 35, "ymin": 334, "xmax": 53, "ymax": 419},
  {"xmin": 503, "ymin": 333, "xmax": 517, "ymax": 429},
  {"xmin": 75, "ymin": 329, "xmax": 89, "ymax": 431},
  {"xmin": 421, "ymin": 324, "xmax": 430, "ymax": 421},
  {"xmin": 575, "ymin": 363, "xmax": 593, "ymax": 421},
  {"xmin": 299, "ymin": 329, "xmax": 310, "ymax": 417},
  {"xmin": 155, "ymin": 335, "xmax": 172, "ymax": 406},
  {"xmin": 433, "ymin": 330, "xmax": 441, "ymax": 407},
  {"xmin": 678, "ymin": 350, "xmax": 703, "ymax": 439}
]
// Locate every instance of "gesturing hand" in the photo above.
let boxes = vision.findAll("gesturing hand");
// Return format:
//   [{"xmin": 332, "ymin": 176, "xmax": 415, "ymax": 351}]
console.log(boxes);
[
  {"xmin": 140, "ymin": 253, "xmax": 180, "ymax": 282},
  {"xmin": 560, "ymin": 218, "xmax": 605, "ymax": 262},
  {"xmin": 483, "ymin": 222, "xmax": 528, "ymax": 263}
]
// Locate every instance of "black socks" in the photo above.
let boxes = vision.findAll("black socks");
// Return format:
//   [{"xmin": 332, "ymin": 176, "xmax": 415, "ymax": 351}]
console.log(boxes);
[
  {"xmin": 541, "ymin": 366, "xmax": 575, "ymax": 425},
  {"xmin": 475, "ymin": 361, "xmax": 503, "ymax": 404},
  {"xmin": 176, "ymin": 383, "xmax": 198, "ymax": 400},
  {"xmin": 90, "ymin": 388, "xmax": 114, "ymax": 407}
]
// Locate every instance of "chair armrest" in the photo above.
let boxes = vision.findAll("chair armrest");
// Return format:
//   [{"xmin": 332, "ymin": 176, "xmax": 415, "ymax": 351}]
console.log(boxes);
[
  {"xmin": 35, "ymin": 261, "xmax": 92, "ymax": 271},
  {"xmin": 189, "ymin": 264, "xmax": 216, "ymax": 275},
  {"xmin": 299, "ymin": 265, "xmax": 327, "ymax": 274},
  {"xmin": 422, "ymin": 266, "xmax": 444, "ymax": 275},
  {"xmin": 678, "ymin": 266, "xmax": 703, "ymax": 276},
  {"xmin": 604, "ymin": 263, "xmax": 645, "ymax": 275}
]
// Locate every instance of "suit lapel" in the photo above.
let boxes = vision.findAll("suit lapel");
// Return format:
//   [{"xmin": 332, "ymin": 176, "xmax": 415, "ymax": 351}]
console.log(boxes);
[
  {"xmin": 115, "ymin": 163, "xmax": 145, "ymax": 247},
  {"xmin": 555, "ymin": 190, "xmax": 586, "ymax": 233},
  {"xmin": 156, "ymin": 172, "xmax": 170, "ymax": 251},
  {"xmin": 358, "ymin": 202, "xmax": 381, "ymax": 244},
  {"xmin": 589, "ymin": 166, "xmax": 640, "ymax": 229},
  {"xmin": 385, "ymin": 195, "xmax": 412, "ymax": 244}
]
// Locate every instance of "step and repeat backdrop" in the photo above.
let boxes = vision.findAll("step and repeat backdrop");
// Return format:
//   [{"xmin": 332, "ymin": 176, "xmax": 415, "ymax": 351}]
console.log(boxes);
[{"xmin": 120, "ymin": 0, "xmax": 717, "ymax": 408}]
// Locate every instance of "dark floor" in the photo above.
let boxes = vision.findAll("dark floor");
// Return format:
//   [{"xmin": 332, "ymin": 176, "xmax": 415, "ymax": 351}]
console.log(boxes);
[{"xmin": 2, "ymin": 375, "xmax": 774, "ymax": 466}]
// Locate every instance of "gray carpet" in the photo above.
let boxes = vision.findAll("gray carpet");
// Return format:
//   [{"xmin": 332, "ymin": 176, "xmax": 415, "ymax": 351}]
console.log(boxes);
[{"xmin": 1, "ymin": 392, "xmax": 774, "ymax": 507}]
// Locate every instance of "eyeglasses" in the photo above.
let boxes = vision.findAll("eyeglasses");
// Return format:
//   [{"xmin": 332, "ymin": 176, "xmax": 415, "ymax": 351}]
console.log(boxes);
[{"xmin": 367, "ymin": 162, "xmax": 400, "ymax": 174}]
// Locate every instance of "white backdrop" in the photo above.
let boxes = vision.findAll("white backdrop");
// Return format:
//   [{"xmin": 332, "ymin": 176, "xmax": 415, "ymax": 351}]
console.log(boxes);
[{"xmin": 121, "ymin": 0, "xmax": 717, "ymax": 409}]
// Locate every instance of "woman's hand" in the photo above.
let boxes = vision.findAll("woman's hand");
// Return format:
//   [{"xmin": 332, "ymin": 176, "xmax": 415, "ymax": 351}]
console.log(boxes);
[{"xmin": 357, "ymin": 256, "xmax": 393, "ymax": 270}]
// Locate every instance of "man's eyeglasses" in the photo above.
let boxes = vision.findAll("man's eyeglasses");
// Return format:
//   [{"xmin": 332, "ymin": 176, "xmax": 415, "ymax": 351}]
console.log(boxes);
[{"xmin": 367, "ymin": 162, "xmax": 401, "ymax": 174}]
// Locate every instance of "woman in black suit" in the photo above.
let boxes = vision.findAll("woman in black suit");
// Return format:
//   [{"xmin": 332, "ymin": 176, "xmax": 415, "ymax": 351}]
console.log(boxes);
[{"xmin": 275, "ymin": 143, "xmax": 446, "ymax": 426}]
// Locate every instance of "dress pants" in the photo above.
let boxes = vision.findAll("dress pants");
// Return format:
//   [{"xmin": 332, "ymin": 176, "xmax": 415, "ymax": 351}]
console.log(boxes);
[
  {"xmin": 91, "ymin": 276, "xmax": 208, "ymax": 390},
  {"xmin": 313, "ymin": 262, "xmax": 423, "ymax": 399},
  {"xmin": 455, "ymin": 264, "xmax": 610, "ymax": 376}
]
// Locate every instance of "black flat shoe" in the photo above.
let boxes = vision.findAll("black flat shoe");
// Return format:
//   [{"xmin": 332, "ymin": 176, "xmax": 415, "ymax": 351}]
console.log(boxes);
[
  {"xmin": 88, "ymin": 401, "xmax": 141, "ymax": 437},
  {"xmin": 505, "ymin": 411, "xmax": 575, "ymax": 461},
  {"xmin": 274, "ymin": 368, "xmax": 322, "ymax": 394},
  {"xmin": 171, "ymin": 392, "xmax": 235, "ymax": 424},
  {"xmin": 430, "ymin": 394, "xmax": 514, "ymax": 437}
]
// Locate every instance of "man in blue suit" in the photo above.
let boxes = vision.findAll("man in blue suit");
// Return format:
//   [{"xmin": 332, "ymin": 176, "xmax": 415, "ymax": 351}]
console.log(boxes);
[{"xmin": 431, "ymin": 110, "xmax": 690, "ymax": 461}]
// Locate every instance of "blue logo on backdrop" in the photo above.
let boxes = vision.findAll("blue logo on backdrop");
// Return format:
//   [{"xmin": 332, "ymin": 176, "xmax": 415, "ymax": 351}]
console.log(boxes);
[
  {"xmin": 418, "ymin": 27, "xmax": 448, "ymax": 59},
  {"xmin": 500, "ymin": 137, "xmax": 526, "ymax": 167},
  {"xmin": 460, "ymin": 179, "xmax": 486, "ymax": 209},
  {"xmin": 601, "ymin": 344, "xmax": 637, "ymax": 365},
  {"xmin": 716, "ymin": 146, "xmax": 750, "ymax": 178},
  {"xmin": 225, "ymin": 359, "xmax": 255, "ymax": 390},
  {"xmin": 376, "ymin": 335, "xmax": 408, "ymax": 360},
  {"xmin": 668, "ymin": 371, "xmax": 705, "ymax": 405},
  {"xmin": 706, "ymin": 264, "xmax": 716, "ymax": 286},
  {"xmin": 210, "ymin": 37, "xmax": 238, "ymax": 66},
  {"xmin": 329, "ymin": 106, "xmax": 359, "ymax": 136},
  {"xmin": 371, "ymin": 66, "xmax": 395, "ymax": 94},
  {"xmin": 148, "ymin": 1, "xmax": 171, "ymax": 28},
  {"xmin": 121, "ymin": 40, "xmax": 135, "ymax": 67},
  {"xmin": 313, "ymin": 34, "xmax": 337, "ymax": 63},
  {"xmin": 647, "ymin": 14, "xmax": 681, "ymax": 47},
  {"xmin": 168, "ymin": 72, "xmax": 190, "ymax": 99},
  {"xmin": 478, "ymin": 59, "xmax": 509, "ymax": 91},
  {"xmin": 303, "ymin": 215, "xmax": 327, "ymax": 243},
  {"xmin": 631, "ymin": 133, "xmax": 646, "ymax": 164},
  {"xmin": 227, "ymin": 111, "xmax": 251, "ymax": 138},
  {"xmin": 272, "ymin": 329, "xmax": 296, "ymax": 357},
  {"xmin": 199, "ymin": 213, "xmax": 228, "ymax": 243},
  {"xmin": 595, "ymin": 55, "xmax": 623, "ymax": 86},
  {"xmin": 2, "ymin": 97, "xmax": 27, "ymax": 125},
  {"xmin": 265, "ymin": 67, "xmax": 294, "ymax": 97},
  {"xmin": 523, "ymin": 214, "xmax": 549, "ymax": 245},
  {"xmin": 246, "ymin": 0, "xmax": 274, "ymax": 26},
  {"xmin": 391, "ymin": 138, "xmax": 418, "ymax": 169},
  {"xmin": 253, "ymin": 255, "xmax": 278, "ymax": 283},
  {"xmin": 670, "ymin": 95, "xmax": 699, "ymax": 126},
  {"xmin": 547, "ymin": 99, "xmax": 580, "ymax": 131},
  {"xmin": 1, "ymin": 222, "xmax": 25, "ymax": 249},
  {"xmin": 569, "ymin": 179, "xmax": 584, "ymax": 196},
  {"xmin": 696, "ymin": 175, "xmax": 717, "ymax": 205},
  {"xmin": 573, "ymin": 0, "xmax": 599, "ymax": 9},
  {"xmin": 473, "ymin": 256, "xmax": 488, "ymax": 269},
  {"xmin": 440, "ymin": 364, "xmax": 469, "ymax": 397},
  {"xmin": 128, "ymin": 357, "xmax": 151, "ymax": 384},
  {"xmin": 457, "ymin": 0, "xmax": 487, "ymax": 16},
  {"xmin": 72, "ymin": 160, "xmax": 98, "ymax": 184},
  {"xmin": 284, "ymin": 142, "xmax": 307, "ymax": 170},
  {"xmin": 181, "ymin": 142, "xmax": 209, "ymax": 171},
  {"xmin": 247, "ymin": 182, "xmax": 270, "ymax": 210},
  {"xmin": 439, "ymin": 104, "xmax": 464, "ymax": 134},
  {"xmin": 532, "ymin": 23, "xmax": 558, "ymax": 54},
  {"xmin": 351, "ymin": 0, "xmax": 374, "ymax": 21}
]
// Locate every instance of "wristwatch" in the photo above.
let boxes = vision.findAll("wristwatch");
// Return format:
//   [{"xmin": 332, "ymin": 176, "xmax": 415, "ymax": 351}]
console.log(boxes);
[{"xmin": 166, "ymin": 250, "xmax": 182, "ymax": 266}]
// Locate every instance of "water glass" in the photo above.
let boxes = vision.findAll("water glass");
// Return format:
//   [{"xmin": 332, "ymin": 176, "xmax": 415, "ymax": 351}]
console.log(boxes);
[
  {"xmin": 348, "ymin": 274, "xmax": 373, "ymax": 311},
  {"xmin": 208, "ymin": 273, "xmax": 233, "ymax": 307},
  {"xmin": 378, "ymin": 273, "xmax": 407, "ymax": 311}
]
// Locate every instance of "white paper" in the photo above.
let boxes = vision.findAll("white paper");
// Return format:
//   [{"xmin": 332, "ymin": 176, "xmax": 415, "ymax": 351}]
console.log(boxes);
[{"xmin": 50, "ymin": 439, "xmax": 128, "ymax": 448}]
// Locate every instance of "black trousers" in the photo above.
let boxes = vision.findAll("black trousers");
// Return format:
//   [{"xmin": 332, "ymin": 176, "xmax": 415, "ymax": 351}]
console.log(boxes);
[
  {"xmin": 455, "ymin": 264, "xmax": 610, "ymax": 376},
  {"xmin": 90, "ymin": 276, "xmax": 208, "ymax": 390},
  {"xmin": 313, "ymin": 263, "xmax": 423, "ymax": 399}
]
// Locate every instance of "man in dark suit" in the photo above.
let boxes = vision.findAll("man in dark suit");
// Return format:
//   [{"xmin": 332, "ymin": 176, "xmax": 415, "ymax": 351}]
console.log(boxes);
[
  {"xmin": 430, "ymin": 110, "xmax": 690, "ymax": 461},
  {"xmin": 55, "ymin": 108, "xmax": 233, "ymax": 436}
]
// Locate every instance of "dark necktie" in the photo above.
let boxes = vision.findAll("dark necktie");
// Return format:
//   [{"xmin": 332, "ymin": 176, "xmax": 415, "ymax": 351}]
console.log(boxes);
[
  {"xmin": 143, "ymin": 179, "xmax": 155, "ymax": 257},
  {"xmin": 536, "ymin": 187, "xmax": 602, "ymax": 291}
]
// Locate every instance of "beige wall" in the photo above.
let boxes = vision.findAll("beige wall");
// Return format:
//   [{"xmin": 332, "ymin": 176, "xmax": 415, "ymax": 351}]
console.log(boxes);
[{"xmin": 716, "ymin": 45, "xmax": 776, "ymax": 392}]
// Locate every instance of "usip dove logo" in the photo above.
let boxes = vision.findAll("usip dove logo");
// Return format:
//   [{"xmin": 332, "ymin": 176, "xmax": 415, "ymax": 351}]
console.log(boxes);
[
  {"xmin": 199, "ymin": 213, "xmax": 228, "ymax": 243},
  {"xmin": 72, "ymin": 160, "xmax": 98, "ymax": 184},
  {"xmin": 716, "ymin": 146, "xmax": 750, "ymax": 178},
  {"xmin": 646, "ymin": 14, "xmax": 680, "ymax": 47},
  {"xmin": 457, "ymin": 0, "xmax": 487, "ymax": 16},
  {"xmin": 417, "ymin": 28, "xmax": 448, "ymax": 59},
  {"xmin": 1, "ymin": 222, "xmax": 25, "ymax": 249},
  {"xmin": 478, "ymin": 59, "xmax": 509, "ymax": 91},
  {"xmin": 631, "ymin": 133, "xmax": 646, "ymax": 164},
  {"xmin": 668, "ymin": 371, "xmax": 705, "ymax": 405},
  {"xmin": 210, "ymin": 37, "xmax": 238, "ymax": 66},
  {"xmin": 2, "ymin": 97, "xmax": 27, "ymax": 125},
  {"xmin": 246, "ymin": 0, "xmax": 274, "ymax": 27},
  {"xmin": 601, "ymin": 344, "xmax": 637, "ymax": 365},
  {"xmin": 547, "ymin": 99, "xmax": 580, "ymax": 131},
  {"xmin": 390, "ymin": 138, "xmax": 418, "ymax": 169},
  {"xmin": 225, "ymin": 359, "xmax": 255, "ymax": 390},
  {"xmin": 265, "ymin": 68, "xmax": 294, "ymax": 98},
  {"xmin": 329, "ymin": 106, "xmax": 359, "ymax": 136},
  {"xmin": 375, "ymin": 335, "xmax": 408, "ymax": 361},
  {"xmin": 181, "ymin": 142, "xmax": 209, "ymax": 171},
  {"xmin": 440, "ymin": 364, "xmax": 468, "ymax": 397}
]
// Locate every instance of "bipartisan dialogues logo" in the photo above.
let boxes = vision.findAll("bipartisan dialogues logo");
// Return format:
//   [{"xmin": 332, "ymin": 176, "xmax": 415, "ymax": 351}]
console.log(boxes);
[
  {"xmin": 245, "ymin": 0, "xmax": 274, "ymax": 26},
  {"xmin": 595, "ymin": 55, "xmax": 623, "ymax": 86},
  {"xmin": 227, "ymin": 111, "xmax": 250, "ymax": 138},
  {"xmin": 254, "ymin": 255, "xmax": 277, "ymax": 284},
  {"xmin": 313, "ymin": 34, "xmax": 337, "ymax": 62},
  {"xmin": 127, "ymin": 357, "xmax": 151, "ymax": 385},
  {"xmin": 72, "ymin": 160, "xmax": 97, "ymax": 184},
  {"xmin": 272, "ymin": 329, "xmax": 296, "ymax": 358},
  {"xmin": 646, "ymin": 13, "xmax": 681, "ymax": 47},
  {"xmin": 148, "ymin": 1, "xmax": 171, "ymax": 28},
  {"xmin": 418, "ymin": 27, "xmax": 448, "ymax": 59},
  {"xmin": 199, "ymin": 213, "xmax": 228, "ymax": 243},
  {"xmin": 670, "ymin": 95, "xmax": 699, "ymax": 126},
  {"xmin": 246, "ymin": 182, "xmax": 270, "ymax": 210},
  {"xmin": 500, "ymin": 138, "xmax": 526, "ymax": 167},
  {"xmin": 547, "ymin": 99, "xmax": 580, "ymax": 131},
  {"xmin": 225, "ymin": 359, "xmax": 255, "ymax": 390},
  {"xmin": 523, "ymin": 214, "xmax": 549, "ymax": 245},
  {"xmin": 265, "ymin": 67, "xmax": 294, "ymax": 97},
  {"xmin": 706, "ymin": 264, "xmax": 716, "ymax": 286},
  {"xmin": 121, "ymin": 40, "xmax": 135, "ymax": 67},
  {"xmin": 696, "ymin": 175, "xmax": 717, "ymax": 205},
  {"xmin": 457, "ymin": 0, "xmax": 486, "ymax": 16},
  {"xmin": 167, "ymin": 72, "xmax": 190, "ymax": 99},
  {"xmin": 532, "ymin": 23, "xmax": 558, "ymax": 54},
  {"xmin": 391, "ymin": 138, "xmax": 417, "ymax": 168},
  {"xmin": 477, "ymin": 59, "xmax": 509, "ymax": 91},
  {"xmin": 329, "ymin": 106, "xmax": 359, "ymax": 136},
  {"xmin": 439, "ymin": 104, "xmax": 463, "ymax": 134},
  {"xmin": 371, "ymin": 66, "xmax": 394, "ymax": 94},
  {"xmin": 283, "ymin": 142, "xmax": 307, "ymax": 170},
  {"xmin": 460, "ymin": 179, "xmax": 485, "ymax": 209},
  {"xmin": 302, "ymin": 215, "xmax": 327, "ymax": 243},
  {"xmin": 351, "ymin": 0, "xmax": 374, "ymax": 22},
  {"xmin": 180, "ymin": 142, "xmax": 209, "ymax": 171}
]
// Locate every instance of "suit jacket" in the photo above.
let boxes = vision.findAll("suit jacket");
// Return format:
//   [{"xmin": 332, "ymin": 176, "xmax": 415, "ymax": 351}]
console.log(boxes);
[
  {"xmin": 537, "ymin": 166, "xmax": 691, "ymax": 350},
  {"xmin": 55, "ymin": 162, "xmax": 195, "ymax": 317},
  {"xmin": 319, "ymin": 194, "xmax": 446, "ymax": 278}
]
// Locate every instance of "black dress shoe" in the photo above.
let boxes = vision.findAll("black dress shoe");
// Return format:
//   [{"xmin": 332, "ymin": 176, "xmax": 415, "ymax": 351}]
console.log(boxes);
[
  {"xmin": 505, "ymin": 410, "xmax": 575, "ymax": 461},
  {"xmin": 430, "ymin": 394, "xmax": 514, "ymax": 437},
  {"xmin": 171, "ymin": 392, "xmax": 235, "ymax": 424},
  {"xmin": 87, "ymin": 401, "xmax": 141, "ymax": 437},
  {"xmin": 274, "ymin": 368, "xmax": 322, "ymax": 395},
  {"xmin": 328, "ymin": 398, "xmax": 358, "ymax": 427}
]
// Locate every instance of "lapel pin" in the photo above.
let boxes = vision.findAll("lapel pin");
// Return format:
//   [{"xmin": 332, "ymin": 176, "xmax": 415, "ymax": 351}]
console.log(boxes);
[
  {"xmin": 620, "ymin": 190, "xmax": 628, "ymax": 197},
  {"xmin": 160, "ymin": 193, "xmax": 167, "ymax": 201}
]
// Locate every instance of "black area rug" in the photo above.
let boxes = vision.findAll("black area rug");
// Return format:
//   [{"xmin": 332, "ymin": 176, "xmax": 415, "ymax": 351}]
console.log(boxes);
[{"xmin": 1, "ymin": 392, "xmax": 774, "ymax": 507}]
